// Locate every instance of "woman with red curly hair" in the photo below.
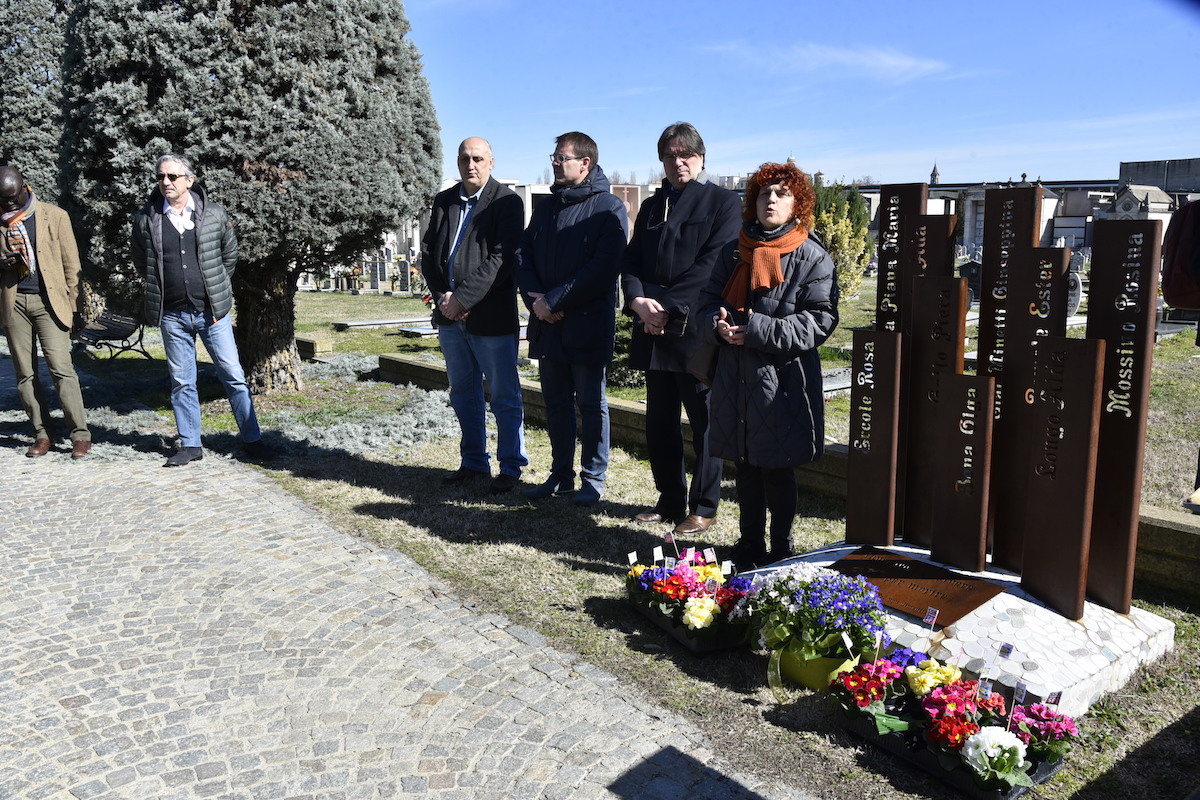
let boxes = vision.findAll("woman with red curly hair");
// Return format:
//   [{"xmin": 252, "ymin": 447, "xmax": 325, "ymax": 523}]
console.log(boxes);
[{"xmin": 698, "ymin": 162, "xmax": 839, "ymax": 568}]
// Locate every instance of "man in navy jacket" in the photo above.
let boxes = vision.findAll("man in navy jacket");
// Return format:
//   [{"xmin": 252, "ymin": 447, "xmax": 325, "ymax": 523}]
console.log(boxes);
[
  {"xmin": 422, "ymin": 137, "xmax": 527, "ymax": 494},
  {"xmin": 516, "ymin": 132, "xmax": 628, "ymax": 506}
]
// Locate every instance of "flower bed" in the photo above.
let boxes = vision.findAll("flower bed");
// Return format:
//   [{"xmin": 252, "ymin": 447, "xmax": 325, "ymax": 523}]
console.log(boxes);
[
  {"xmin": 625, "ymin": 549, "xmax": 750, "ymax": 653},
  {"xmin": 829, "ymin": 650, "xmax": 1077, "ymax": 797}
]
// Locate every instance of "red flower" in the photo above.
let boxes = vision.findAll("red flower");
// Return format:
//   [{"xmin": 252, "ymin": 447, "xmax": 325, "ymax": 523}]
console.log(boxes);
[
  {"xmin": 922, "ymin": 681, "xmax": 978, "ymax": 720},
  {"xmin": 925, "ymin": 715, "xmax": 979, "ymax": 750},
  {"xmin": 714, "ymin": 587, "xmax": 745, "ymax": 613},
  {"xmin": 977, "ymin": 689, "xmax": 1008, "ymax": 718},
  {"xmin": 652, "ymin": 575, "xmax": 689, "ymax": 600},
  {"xmin": 852, "ymin": 678, "xmax": 886, "ymax": 707}
]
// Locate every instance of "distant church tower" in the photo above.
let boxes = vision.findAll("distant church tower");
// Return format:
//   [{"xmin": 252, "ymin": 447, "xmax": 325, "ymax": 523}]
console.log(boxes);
[{"xmin": 930, "ymin": 163, "xmax": 941, "ymax": 186}]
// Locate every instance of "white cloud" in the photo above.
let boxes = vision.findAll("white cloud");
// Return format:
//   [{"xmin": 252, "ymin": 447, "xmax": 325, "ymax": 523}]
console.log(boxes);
[{"xmin": 704, "ymin": 40, "xmax": 951, "ymax": 84}]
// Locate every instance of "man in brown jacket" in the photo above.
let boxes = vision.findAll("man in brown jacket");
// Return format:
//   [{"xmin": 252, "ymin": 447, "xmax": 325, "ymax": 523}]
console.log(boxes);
[{"xmin": 0, "ymin": 166, "xmax": 91, "ymax": 458}]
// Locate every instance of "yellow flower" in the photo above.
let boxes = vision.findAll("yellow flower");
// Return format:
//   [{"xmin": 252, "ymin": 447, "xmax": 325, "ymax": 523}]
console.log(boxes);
[
  {"xmin": 904, "ymin": 658, "xmax": 962, "ymax": 696},
  {"xmin": 905, "ymin": 666, "xmax": 939, "ymax": 696},
  {"xmin": 694, "ymin": 564, "xmax": 724, "ymax": 584},
  {"xmin": 628, "ymin": 564, "xmax": 647, "ymax": 578},
  {"xmin": 682, "ymin": 597, "xmax": 719, "ymax": 630}
]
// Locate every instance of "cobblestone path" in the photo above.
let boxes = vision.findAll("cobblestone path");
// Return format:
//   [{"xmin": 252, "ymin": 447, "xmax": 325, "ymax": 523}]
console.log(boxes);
[{"xmin": 0, "ymin": 447, "xmax": 810, "ymax": 800}]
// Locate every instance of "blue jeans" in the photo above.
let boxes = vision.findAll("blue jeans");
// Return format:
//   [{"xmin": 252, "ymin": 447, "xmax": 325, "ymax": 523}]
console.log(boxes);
[
  {"xmin": 160, "ymin": 308, "xmax": 261, "ymax": 447},
  {"xmin": 537, "ymin": 358, "xmax": 609, "ymax": 490},
  {"xmin": 438, "ymin": 322, "xmax": 528, "ymax": 477}
]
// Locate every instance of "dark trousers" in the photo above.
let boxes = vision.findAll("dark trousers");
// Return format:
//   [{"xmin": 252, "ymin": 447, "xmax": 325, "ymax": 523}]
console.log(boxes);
[
  {"xmin": 736, "ymin": 462, "xmax": 797, "ymax": 552},
  {"xmin": 644, "ymin": 369, "xmax": 723, "ymax": 518}
]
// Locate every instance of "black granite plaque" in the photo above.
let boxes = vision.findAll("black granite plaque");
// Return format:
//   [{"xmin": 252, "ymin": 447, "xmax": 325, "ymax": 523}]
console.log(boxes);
[
  {"xmin": 976, "ymin": 187, "xmax": 1044, "ymax": 379},
  {"xmin": 902, "ymin": 277, "xmax": 967, "ymax": 548},
  {"xmin": 831, "ymin": 546, "xmax": 1007, "ymax": 627},
  {"xmin": 875, "ymin": 184, "xmax": 929, "ymax": 333},
  {"xmin": 989, "ymin": 248, "xmax": 1070, "ymax": 572},
  {"xmin": 1019, "ymin": 336, "xmax": 1105, "ymax": 620},
  {"xmin": 1084, "ymin": 220, "xmax": 1162, "ymax": 613},
  {"xmin": 846, "ymin": 330, "xmax": 904, "ymax": 545},
  {"xmin": 930, "ymin": 374, "xmax": 995, "ymax": 572}
]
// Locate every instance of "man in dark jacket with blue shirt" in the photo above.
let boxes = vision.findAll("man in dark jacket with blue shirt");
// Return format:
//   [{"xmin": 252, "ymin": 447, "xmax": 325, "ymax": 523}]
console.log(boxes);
[
  {"xmin": 621, "ymin": 122, "xmax": 741, "ymax": 535},
  {"xmin": 516, "ymin": 132, "xmax": 628, "ymax": 506},
  {"xmin": 422, "ymin": 137, "xmax": 527, "ymax": 494},
  {"xmin": 132, "ymin": 154, "xmax": 270, "ymax": 467}
]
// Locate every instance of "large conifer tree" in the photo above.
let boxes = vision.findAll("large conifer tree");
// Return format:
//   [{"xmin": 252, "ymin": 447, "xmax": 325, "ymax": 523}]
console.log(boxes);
[
  {"xmin": 0, "ymin": 0, "xmax": 70, "ymax": 202},
  {"xmin": 61, "ymin": 0, "xmax": 441, "ymax": 391}
]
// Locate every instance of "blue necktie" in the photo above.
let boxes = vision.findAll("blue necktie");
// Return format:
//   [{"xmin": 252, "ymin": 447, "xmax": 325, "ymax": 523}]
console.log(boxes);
[{"xmin": 447, "ymin": 197, "xmax": 476, "ymax": 288}]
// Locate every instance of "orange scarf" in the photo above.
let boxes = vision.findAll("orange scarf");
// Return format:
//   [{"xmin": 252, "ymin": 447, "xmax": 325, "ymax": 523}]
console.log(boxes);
[{"xmin": 721, "ymin": 225, "xmax": 809, "ymax": 310}]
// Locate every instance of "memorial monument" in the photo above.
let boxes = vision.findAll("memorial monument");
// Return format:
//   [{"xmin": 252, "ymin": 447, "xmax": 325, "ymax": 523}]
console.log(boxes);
[{"xmin": 832, "ymin": 181, "xmax": 1175, "ymax": 715}]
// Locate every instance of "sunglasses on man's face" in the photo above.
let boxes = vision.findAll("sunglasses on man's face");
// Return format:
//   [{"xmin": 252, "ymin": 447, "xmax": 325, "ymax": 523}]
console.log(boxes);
[{"xmin": 156, "ymin": 173, "xmax": 188, "ymax": 183}]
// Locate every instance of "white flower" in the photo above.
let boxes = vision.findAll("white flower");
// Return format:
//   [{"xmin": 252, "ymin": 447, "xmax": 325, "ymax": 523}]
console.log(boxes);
[{"xmin": 963, "ymin": 727, "xmax": 1027, "ymax": 776}]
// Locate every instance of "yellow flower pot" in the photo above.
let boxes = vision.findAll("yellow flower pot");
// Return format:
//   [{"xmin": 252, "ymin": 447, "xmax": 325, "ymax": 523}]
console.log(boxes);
[{"xmin": 779, "ymin": 651, "xmax": 861, "ymax": 691}]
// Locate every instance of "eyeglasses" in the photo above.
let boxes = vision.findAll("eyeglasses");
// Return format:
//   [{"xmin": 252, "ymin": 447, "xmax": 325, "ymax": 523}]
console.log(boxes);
[
  {"xmin": 156, "ymin": 173, "xmax": 189, "ymax": 183},
  {"xmin": 662, "ymin": 151, "xmax": 698, "ymax": 162},
  {"xmin": 549, "ymin": 153, "xmax": 584, "ymax": 165}
]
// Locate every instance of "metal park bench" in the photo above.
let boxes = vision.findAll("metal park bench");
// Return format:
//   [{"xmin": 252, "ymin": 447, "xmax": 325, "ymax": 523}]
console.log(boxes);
[{"xmin": 77, "ymin": 309, "xmax": 152, "ymax": 359}]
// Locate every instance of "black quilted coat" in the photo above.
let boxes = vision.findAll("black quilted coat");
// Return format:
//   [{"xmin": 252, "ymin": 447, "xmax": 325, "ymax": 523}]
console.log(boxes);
[
  {"xmin": 132, "ymin": 184, "xmax": 238, "ymax": 326},
  {"xmin": 698, "ymin": 227, "xmax": 839, "ymax": 468}
]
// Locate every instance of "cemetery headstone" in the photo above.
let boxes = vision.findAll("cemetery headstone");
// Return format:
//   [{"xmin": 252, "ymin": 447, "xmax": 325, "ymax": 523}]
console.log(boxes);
[
  {"xmin": 874, "ymin": 184, "xmax": 929, "ymax": 333},
  {"xmin": 976, "ymin": 187, "xmax": 1044, "ymax": 379},
  {"xmin": 1020, "ymin": 336, "xmax": 1105, "ymax": 620},
  {"xmin": 846, "ymin": 330, "xmax": 904, "ymax": 545},
  {"xmin": 930, "ymin": 373, "xmax": 996, "ymax": 572},
  {"xmin": 902, "ymin": 276, "xmax": 967, "ymax": 547},
  {"xmin": 990, "ymin": 248, "xmax": 1070, "ymax": 571},
  {"xmin": 1083, "ymin": 219, "xmax": 1162, "ymax": 613}
]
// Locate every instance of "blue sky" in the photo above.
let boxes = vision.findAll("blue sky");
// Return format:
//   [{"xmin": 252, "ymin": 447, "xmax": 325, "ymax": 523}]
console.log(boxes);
[{"xmin": 404, "ymin": 0, "xmax": 1200, "ymax": 187}]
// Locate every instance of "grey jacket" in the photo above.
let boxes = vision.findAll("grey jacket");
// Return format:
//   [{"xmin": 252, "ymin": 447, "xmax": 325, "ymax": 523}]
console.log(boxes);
[
  {"xmin": 699, "ymin": 230, "xmax": 839, "ymax": 468},
  {"xmin": 131, "ymin": 184, "xmax": 238, "ymax": 325}
]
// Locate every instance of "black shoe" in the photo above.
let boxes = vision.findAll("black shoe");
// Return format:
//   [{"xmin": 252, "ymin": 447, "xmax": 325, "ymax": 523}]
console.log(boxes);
[
  {"xmin": 768, "ymin": 547, "xmax": 798, "ymax": 564},
  {"xmin": 242, "ymin": 439, "xmax": 276, "ymax": 461},
  {"xmin": 572, "ymin": 483, "xmax": 604, "ymax": 507},
  {"xmin": 443, "ymin": 466, "xmax": 489, "ymax": 485},
  {"xmin": 490, "ymin": 474, "xmax": 519, "ymax": 494},
  {"xmin": 164, "ymin": 447, "xmax": 204, "ymax": 467},
  {"xmin": 523, "ymin": 477, "xmax": 573, "ymax": 500},
  {"xmin": 729, "ymin": 538, "xmax": 767, "ymax": 571}
]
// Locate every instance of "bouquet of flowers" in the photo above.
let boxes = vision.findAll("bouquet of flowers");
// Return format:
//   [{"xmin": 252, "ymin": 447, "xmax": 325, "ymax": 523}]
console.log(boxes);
[
  {"xmin": 829, "ymin": 650, "xmax": 1078, "ymax": 795},
  {"xmin": 625, "ymin": 549, "xmax": 751, "ymax": 651},
  {"xmin": 730, "ymin": 564, "xmax": 891, "ymax": 696},
  {"xmin": 1010, "ymin": 703, "xmax": 1078, "ymax": 763}
]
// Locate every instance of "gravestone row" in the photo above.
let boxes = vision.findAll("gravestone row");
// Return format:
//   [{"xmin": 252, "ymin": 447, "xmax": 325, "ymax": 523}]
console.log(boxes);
[{"xmin": 845, "ymin": 183, "xmax": 1160, "ymax": 620}]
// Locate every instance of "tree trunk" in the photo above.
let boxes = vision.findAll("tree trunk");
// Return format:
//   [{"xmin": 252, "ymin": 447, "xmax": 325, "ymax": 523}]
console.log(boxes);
[{"xmin": 232, "ymin": 258, "xmax": 302, "ymax": 394}]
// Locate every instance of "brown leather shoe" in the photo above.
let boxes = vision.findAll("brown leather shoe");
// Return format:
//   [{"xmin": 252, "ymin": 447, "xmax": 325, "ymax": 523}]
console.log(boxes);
[
  {"xmin": 71, "ymin": 440, "xmax": 92, "ymax": 459},
  {"xmin": 25, "ymin": 438, "xmax": 51, "ymax": 457},
  {"xmin": 673, "ymin": 514, "xmax": 715, "ymax": 535},
  {"xmin": 633, "ymin": 509, "xmax": 681, "ymax": 524}
]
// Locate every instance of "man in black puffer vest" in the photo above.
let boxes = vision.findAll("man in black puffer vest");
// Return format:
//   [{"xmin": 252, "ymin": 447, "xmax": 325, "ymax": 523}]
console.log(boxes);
[{"xmin": 131, "ymin": 154, "xmax": 271, "ymax": 467}]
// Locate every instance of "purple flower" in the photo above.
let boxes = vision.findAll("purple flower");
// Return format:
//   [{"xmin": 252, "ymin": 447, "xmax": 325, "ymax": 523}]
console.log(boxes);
[
  {"xmin": 888, "ymin": 646, "xmax": 928, "ymax": 669},
  {"xmin": 726, "ymin": 575, "xmax": 754, "ymax": 593},
  {"xmin": 636, "ymin": 565, "xmax": 670, "ymax": 592}
]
